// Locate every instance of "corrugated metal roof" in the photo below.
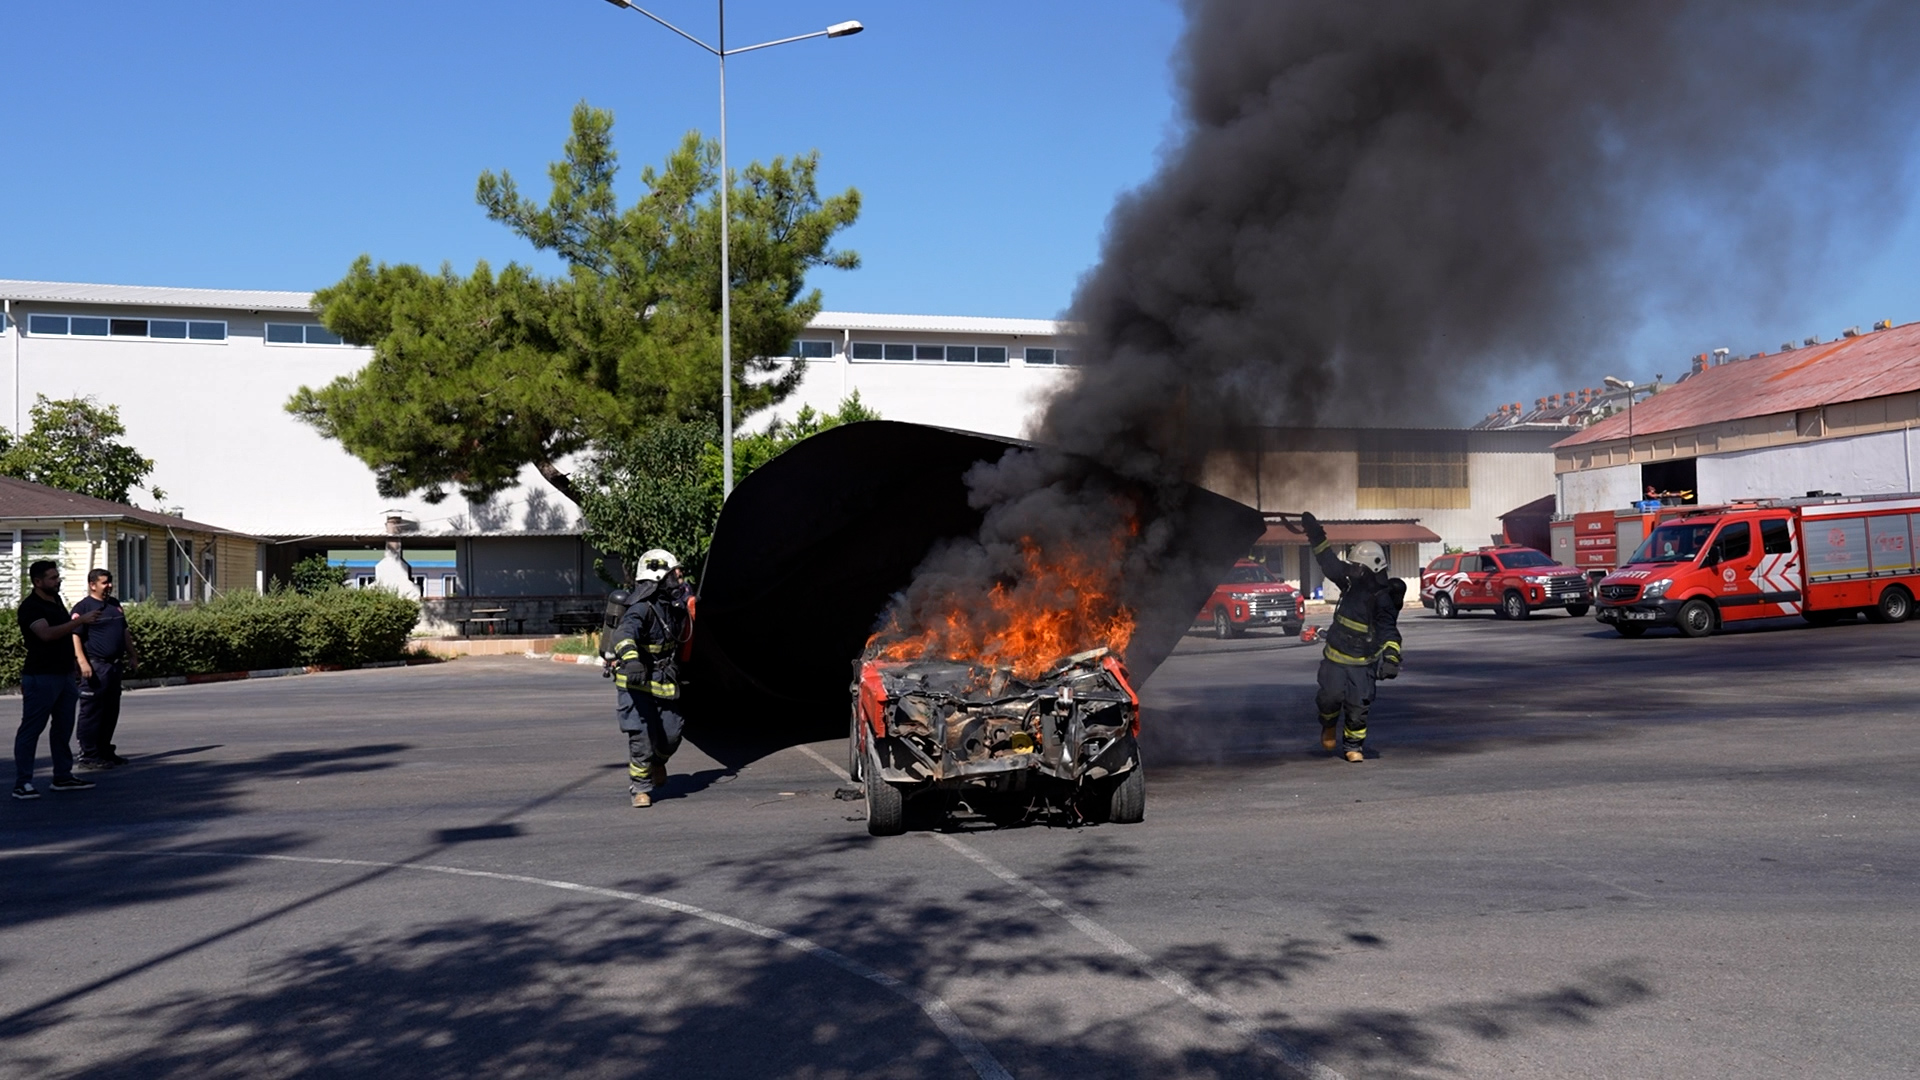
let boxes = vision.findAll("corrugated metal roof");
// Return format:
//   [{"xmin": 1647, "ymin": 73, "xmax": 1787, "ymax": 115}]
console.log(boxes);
[
  {"xmin": 0, "ymin": 278, "xmax": 315, "ymax": 312},
  {"xmin": 1255, "ymin": 520, "xmax": 1443, "ymax": 545},
  {"xmin": 0, "ymin": 476, "xmax": 252, "ymax": 537},
  {"xmin": 1556, "ymin": 321, "xmax": 1920, "ymax": 448}
]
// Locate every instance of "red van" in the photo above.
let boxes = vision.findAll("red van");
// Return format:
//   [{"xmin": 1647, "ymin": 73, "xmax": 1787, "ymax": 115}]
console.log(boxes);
[{"xmin": 1594, "ymin": 493, "xmax": 1920, "ymax": 637}]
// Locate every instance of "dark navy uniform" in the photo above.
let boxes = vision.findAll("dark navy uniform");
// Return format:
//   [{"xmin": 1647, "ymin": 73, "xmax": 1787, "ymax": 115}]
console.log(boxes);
[
  {"xmin": 1304, "ymin": 516, "xmax": 1404, "ymax": 758},
  {"xmin": 611, "ymin": 579, "xmax": 688, "ymax": 799}
]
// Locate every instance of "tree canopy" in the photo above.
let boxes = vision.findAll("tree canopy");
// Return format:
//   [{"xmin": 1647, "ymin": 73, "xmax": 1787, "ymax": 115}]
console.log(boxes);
[
  {"xmin": 1, "ymin": 395, "xmax": 160, "ymax": 505},
  {"xmin": 288, "ymin": 102, "xmax": 861, "ymax": 506}
]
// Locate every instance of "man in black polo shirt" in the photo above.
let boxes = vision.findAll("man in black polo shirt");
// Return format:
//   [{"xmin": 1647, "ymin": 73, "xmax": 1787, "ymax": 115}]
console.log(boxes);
[
  {"xmin": 13, "ymin": 560, "xmax": 99, "ymax": 800},
  {"xmin": 74, "ymin": 568, "xmax": 140, "ymax": 769}
]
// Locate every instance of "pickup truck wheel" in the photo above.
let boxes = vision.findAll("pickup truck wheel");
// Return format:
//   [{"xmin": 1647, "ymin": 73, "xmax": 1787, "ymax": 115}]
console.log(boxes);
[
  {"xmin": 1565, "ymin": 604, "xmax": 1590, "ymax": 617},
  {"xmin": 864, "ymin": 744, "xmax": 906, "ymax": 836},
  {"xmin": 1107, "ymin": 765, "xmax": 1146, "ymax": 824},
  {"xmin": 1677, "ymin": 598, "xmax": 1717, "ymax": 638},
  {"xmin": 1868, "ymin": 585, "xmax": 1913, "ymax": 624},
  {"xmin": 1501, "ymin": 591, "xmax": 1530, "ymax": 621},
  {"xmin": 1615, "ymin": 623, "xmax": 1648, "ymax": 638},
  {"xmin": 1213, "ymin": 608, "xmax": 1238, "ymax": 639},
  {"xmin": 1434, "ymin": 593, "xmax": 1457, "ymax": 619}
]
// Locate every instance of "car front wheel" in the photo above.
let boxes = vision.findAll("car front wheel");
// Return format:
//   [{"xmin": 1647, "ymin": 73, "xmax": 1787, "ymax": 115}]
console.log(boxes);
[
  {"xmin": 1213, "ymin": 608, "xmax": 1237, "ymax": 639},
  {"xmin": 1434, "ymin": 593, "xmax": 1457, "ymax": 619},
  {"xmin": 1501, "ymin": 591, "xmax": 1530, "ymax": 621},
  {"xmin": 1677, "ymin": 598, "xmax": 1717, "ymax": 638}
]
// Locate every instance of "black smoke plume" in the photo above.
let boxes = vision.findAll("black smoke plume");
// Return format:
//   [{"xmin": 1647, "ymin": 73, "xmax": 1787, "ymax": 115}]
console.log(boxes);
[{"xmin": 875, "ymin": 0, "xmax": 1920, "ymax": 666}]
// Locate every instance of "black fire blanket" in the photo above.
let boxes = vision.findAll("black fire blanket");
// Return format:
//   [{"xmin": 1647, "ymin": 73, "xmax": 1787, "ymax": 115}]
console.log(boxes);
[{"xmin": 690, "ymin": 421, "xmax": 1262, "ymax": 726}]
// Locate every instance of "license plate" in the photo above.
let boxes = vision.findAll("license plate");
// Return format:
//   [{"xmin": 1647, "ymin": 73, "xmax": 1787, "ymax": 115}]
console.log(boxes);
[{"xmin": 1624, "ymin": 610, "xmax": 1657, "ymax": 621}]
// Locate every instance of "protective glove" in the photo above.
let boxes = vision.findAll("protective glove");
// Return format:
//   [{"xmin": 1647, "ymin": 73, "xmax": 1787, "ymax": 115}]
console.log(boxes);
[
  {"xmin": 1301, "ymin": 511, "xmax": 1327, "ymax": 547},
  {"xmin": 1377, "ymin": 644, "xmax": 1401, "ymax": 680}
]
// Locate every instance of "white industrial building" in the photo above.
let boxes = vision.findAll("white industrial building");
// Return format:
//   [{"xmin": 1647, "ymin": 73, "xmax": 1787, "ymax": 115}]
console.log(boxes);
[{"xmin": 1552, "ymin": 320, "xmax": 1920, "ymax": 513}]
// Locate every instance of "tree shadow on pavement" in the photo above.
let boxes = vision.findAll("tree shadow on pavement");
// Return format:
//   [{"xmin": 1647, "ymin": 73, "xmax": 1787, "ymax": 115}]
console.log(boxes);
[{"xmin": 3, "ymin": 848, "xmax": 1657, "ymax": 1080}]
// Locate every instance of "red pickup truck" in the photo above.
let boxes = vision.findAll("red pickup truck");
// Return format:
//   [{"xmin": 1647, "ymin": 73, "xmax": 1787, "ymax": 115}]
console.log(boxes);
[
  {"xmin": 1421, "ymin": 545, "xmax": 1592, "ymax": 619},
  {"xmin": 1197, "ymin": 559, "xmax": 1305, "ymax": 638}
]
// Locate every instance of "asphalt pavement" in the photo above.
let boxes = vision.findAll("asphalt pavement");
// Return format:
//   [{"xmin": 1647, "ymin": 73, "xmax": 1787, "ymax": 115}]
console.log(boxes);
[{"xmin": 2, "ymin": 608, "xmax": 1915, "ymax": 1079}]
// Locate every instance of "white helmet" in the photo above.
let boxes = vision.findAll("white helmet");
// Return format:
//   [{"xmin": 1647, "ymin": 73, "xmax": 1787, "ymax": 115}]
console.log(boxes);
[
  {"xmin": 1349, "ymin": 541, "xmax": 1388, "ymax": 573},
  {"xmin": 634, "ymin": 548, "xmax": 680, "ymax": 582}
]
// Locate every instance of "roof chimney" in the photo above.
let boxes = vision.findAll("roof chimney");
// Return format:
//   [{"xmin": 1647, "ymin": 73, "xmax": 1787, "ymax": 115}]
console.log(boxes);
[
  {"xmin": 1804, "ymin": 336, "xmax": 1820, "ymax": 347},
  {"xmin": 1712, "ymin": 347, "xmax": 1731, "ymax": 365}
]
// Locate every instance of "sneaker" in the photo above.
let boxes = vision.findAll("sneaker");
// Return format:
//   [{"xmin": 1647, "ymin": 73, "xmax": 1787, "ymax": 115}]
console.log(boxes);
[
  {"xmin": 10, "ymin": 783, "xmax": 39, "ymax": 801},
  {"xmin": 631, "ymin": 791, "xmax": 652, "ymax": 809},
  {"xmin": 106, "ymin": 753, "xmax": 131, "ymax": 766},
  {"xmin": 75, "ymin": 758, "xmax": 113, "ymax": 772},
  {"xmin": 1344, "ymin": 750, "xmax": 1365, "ymax": 763},
  {"xmin": 49, "ymin": 776, "xmax": 96, "ymax": 791}
]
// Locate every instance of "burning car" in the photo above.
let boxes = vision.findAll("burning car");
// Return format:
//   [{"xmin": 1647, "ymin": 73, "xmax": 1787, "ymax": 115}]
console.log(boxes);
[{"xmin": 850, "ymin": 648, "xmax": 1144, "ymax": 835}]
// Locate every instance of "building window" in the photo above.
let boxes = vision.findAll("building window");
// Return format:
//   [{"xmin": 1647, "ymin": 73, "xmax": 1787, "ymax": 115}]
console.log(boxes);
[
  {"xmin": 167, "ymin": 539, "xmax": 194, "ymax": 602},
  {"xmin": 116, "ymin": 534, "xmax": 151, "ymax": 602},
  {"xmin": 1025, "ymin": 347, "xmax": 1075, "ymax": 365},
  {"xmin": 977, "ymin": 346, "xmax": 1008, "ymax": 364},
  {"xmin": 1357, "ymin": 449, "xmax": 1470, "ymax": 510},
  {"xmin": 788, "ymin": 339, "xmax": 834, "ymax": 359},
  {"xmin": 265, "ymin": 322, "xmax": 346, "ymax": 346},
  {"xmin": 946, "ymin": 345, "xmax": 976, "ymax": 363},
  {"xmin": 25, "ymin": 313, "xmax": 226, "ymax": 341}
]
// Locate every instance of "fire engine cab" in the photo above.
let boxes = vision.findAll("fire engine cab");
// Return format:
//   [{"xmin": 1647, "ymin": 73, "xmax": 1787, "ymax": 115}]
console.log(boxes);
[{"xmin": 1595, "ymin": 492, "xmax": 1920, "ymax": 637}]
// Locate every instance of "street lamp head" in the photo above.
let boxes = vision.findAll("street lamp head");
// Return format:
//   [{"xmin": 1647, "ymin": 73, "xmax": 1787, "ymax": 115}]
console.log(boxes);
[
  {"xmin": 602, "ymin": 0, "xmax": 631, "ymax": 7},
  {"xmin": 826, "ymin": 20, "xmax": 864, "ymax": 37}
]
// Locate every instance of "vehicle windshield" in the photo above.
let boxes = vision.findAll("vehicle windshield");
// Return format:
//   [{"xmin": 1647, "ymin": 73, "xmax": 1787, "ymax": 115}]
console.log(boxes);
[
  {"xmin": 1495, "ymin": 550, "xmax": 1556, "ymax": 569},
  {"xmin": 1627, "ymin": 523, "xmax": 1717, "ymax": 564},
  {"xmin": 1228, "ymin": 565, "xmax": 1277, "ymax": 584}
]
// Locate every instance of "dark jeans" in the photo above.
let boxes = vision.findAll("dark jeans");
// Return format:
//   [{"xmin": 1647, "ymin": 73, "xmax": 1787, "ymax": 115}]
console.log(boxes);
[
  {"xmin": 15, "ymin": 673, "xmax": 79, "ymax": 786},
  {"xmin": 1314, "ymin": 658, "xmax": 1376, "ymax": 753},
  {"xmin": 617, "ymin": 689, "xmax": 684, "ymax": 794},
  {"xmin": 78, "ymin": 659, "xmax": 125, "ymax": 760}
]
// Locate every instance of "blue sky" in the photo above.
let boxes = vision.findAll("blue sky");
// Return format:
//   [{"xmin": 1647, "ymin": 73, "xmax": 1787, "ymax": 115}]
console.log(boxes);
[
  {"xmin": 0, "ymin": 0, "xmax": 1182, "ymax": 321},
  {"xmin": 4, "ymin": 1, "xmax": 1917, "ymax": 410}
]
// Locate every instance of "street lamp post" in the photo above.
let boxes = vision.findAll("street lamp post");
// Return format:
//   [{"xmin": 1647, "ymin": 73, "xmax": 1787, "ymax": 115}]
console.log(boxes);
[{"xmin": 600, "ymin": 0, "xmax": 862, "ymax": 498}]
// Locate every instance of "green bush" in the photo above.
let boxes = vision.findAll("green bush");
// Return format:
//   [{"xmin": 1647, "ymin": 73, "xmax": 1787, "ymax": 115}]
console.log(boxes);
[{"xmin": 0, "ymin": 622, "xmax": 23, "ymax": 689}]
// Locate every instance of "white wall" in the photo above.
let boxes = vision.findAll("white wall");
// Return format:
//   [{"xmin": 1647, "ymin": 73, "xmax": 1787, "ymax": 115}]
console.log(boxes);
[
  {"xmin": 1557, "ymin": 462, "xmax": 1641, "ymax": 516},
  {"xmin": 1697, "ymin": 428, "xmax": 1917, "ymax": 502},
  {"xmin": 5, "ymin": 312, "xmax": 576, "ymax": 536},
  {"xmin": 750, "ymin": 340, "xmax": 1072, "ymax": 440}
]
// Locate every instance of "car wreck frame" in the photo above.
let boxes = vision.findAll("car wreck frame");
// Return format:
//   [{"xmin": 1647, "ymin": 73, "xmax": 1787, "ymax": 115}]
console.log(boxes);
[{"xmin": 849, "ymin": 647, "xmax": 1145, "ymax": 835}]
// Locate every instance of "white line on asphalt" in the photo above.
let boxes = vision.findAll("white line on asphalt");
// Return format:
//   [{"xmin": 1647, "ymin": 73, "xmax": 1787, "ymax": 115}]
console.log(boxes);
[
  {"xmin": 787, "ymin": 743, "xmax": 1345, "ymax": 1080},
  {"xmin": 932, "ymin": 835, "xmax": 1347, "ymax": 1080},
  {"xmin": 1535, "ymin": 857, "xmax": 1656, "ymax": 899},
  {"xmin": 0, "ymin": 846, "xmax": 1011, "ymax": 1080}
]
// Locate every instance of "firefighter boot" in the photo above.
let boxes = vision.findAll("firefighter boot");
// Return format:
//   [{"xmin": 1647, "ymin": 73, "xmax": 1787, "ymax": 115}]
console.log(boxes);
[
  {"xmin": 631, "ymin": 790, "xmax": 652, "ymax": 808},
  {"xmin": 1319, "ymin": 712, "xmax": 1339, "ymax": 752},
  {"xmin": 1344, "ymin": 750, "xmax": 1364, "ymax": 763}
]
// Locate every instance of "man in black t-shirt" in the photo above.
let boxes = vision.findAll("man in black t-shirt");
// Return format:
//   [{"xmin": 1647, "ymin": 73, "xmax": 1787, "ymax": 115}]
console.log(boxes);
[
  {"xmin": 13, "ymin": 560, "xmax": 99, "ymax": 800},
  {"xmin": 73, "ymin": 568, "xmax": 140, "ymax": 769}
]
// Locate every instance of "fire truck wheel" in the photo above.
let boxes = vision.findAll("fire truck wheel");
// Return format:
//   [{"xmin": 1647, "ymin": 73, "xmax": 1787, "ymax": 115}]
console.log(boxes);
[
  {"xmin": 1107, "ymin": 765, "xmax": 1146, "ymax": 824},
  {"xmin": 865, "ymin": 775, "xmax": 906, "ymax": 837},
  {"xmin": 1868, "ymin": 585, "xmax": 1912, "ymax": 624},
  {"xmin": 1501, "ymin": 591, "xmax": 1530, "ymax": 621},
  {"xmin": 1434, "ymin": 593, "xmax": 1457, "ymax": 619},
  {"xmin": 1677, "ymin": 599, "xmax": 1717, "ymax": 638},
  {"xmin": 1614, "ymin": 624, "xmax": 1648, "ymax": 638},
  {"xmin": 1213, "ymin": 608, "xmax": 1238, "ymax": 639}
]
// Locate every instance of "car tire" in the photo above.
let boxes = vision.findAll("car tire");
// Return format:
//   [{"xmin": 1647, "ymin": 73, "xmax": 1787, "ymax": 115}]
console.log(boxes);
[
  {"xmin": 1213, "ymin": 608, "xmax": 1237, "ymax": 639},
  {"xmin": 1107, "ymin": 765, "xmax": 1146, "ymax": 824},
  {"xmin": 1615, "ymin": 623, "xmax": 1648, "ymax": 638},
  {"xmin": 1677, "ymin": 598, "xmax": 1717, "ymax": 638},
  {"xmin": 864, "ymin": 744, "xmax": 906, "ymax": 837},
  {"xmin": 1565, "ymin": 604, "xmax": 1590, "ymax": 617},
  {"xmin": 1868, "ymin": 585, "xmax": 1913, "ymax": 624},
  {"xmin": 1434, "ymin": 593, "xmax": 1457, "ymax": 619},
  {"xmin": 1501, "ymin": 591, "xmax": 1530, "ymax": 621}
]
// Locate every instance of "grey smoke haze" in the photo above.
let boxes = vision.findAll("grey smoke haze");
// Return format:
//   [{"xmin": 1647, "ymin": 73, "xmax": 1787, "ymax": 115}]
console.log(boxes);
[{"xmin": 878, "ymin": 0, "xmax": 1920, "ymax": 661}]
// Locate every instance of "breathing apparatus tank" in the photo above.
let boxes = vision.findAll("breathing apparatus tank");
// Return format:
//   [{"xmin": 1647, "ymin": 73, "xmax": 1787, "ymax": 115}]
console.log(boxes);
[{"xmin": 600, "ymin": 587, "xmax": 633, "ymax": 667}]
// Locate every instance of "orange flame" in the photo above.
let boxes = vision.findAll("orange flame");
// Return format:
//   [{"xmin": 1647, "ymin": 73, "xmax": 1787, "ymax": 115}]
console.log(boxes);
[{"xmin": 868, "ymin": 526, "xmax": 1138, "ymax": 679}]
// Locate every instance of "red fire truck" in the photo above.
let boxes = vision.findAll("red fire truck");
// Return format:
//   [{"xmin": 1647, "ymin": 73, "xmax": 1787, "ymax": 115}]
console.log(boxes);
[{"xmin": 1594, "ymin": 492, "xmax": 1920, "ymax": 637}]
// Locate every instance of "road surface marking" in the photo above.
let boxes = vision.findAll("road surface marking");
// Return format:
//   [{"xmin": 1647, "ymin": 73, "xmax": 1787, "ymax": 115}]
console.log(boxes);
[
  {"xmin": 791, "ymin": 742, "xmax": 1346, "ymax": 1079},
  {"xmin": 0, "ymin": 846, "xmax": 1011, "ymax": 1080}
]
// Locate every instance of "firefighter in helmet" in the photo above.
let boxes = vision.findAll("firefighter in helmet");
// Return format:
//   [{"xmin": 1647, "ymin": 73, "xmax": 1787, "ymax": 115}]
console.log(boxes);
[
  {"xmin": 1302, "ymin": 513, "xmax": 1404, "ymax": 762},
  {"xmin": 609, "ymin": 549, "xmax": 690, "ymax": 808}
]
